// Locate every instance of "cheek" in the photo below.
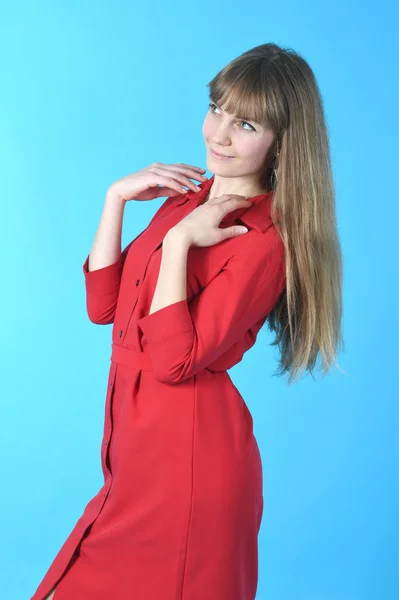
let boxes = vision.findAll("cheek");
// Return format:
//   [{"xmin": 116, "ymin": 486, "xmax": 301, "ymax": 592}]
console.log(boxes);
[
  {"xmin": 202, "ymin": 115, "xmax": 214, "ymax": 139},
  {"xmin": 241, "ymin": 139, "xmax": 269, "ymax": 165}
]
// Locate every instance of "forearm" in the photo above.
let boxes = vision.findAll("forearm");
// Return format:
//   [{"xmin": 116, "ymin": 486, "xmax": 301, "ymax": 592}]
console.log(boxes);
[
  {"xmin": 149, "ymin": 230, "xmax": 192, "ymax": 315},
  {"xmin": 87, "ymin": 187, "xmax": 127, "ymax": 272}
]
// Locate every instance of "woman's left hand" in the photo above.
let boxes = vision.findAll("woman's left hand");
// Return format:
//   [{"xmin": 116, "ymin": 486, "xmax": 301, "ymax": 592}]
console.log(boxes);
[{"xmin": 171, "ymin": 194, "xmax": 252, "ymax": 248}]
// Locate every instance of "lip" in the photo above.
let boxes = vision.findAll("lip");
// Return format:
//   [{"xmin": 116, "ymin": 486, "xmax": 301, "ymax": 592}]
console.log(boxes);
[{"xmin": 210, "ymin": 148, "xmax": 235, "ymax": 160}]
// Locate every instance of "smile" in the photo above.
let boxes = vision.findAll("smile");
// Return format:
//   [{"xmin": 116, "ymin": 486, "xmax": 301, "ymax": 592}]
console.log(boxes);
[{"xmin": 210, "ymin": 148, "xmax": 235, "ymax": 160}]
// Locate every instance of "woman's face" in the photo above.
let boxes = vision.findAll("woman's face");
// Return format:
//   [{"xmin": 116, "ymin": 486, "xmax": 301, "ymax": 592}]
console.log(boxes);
[{"xmin": 202, "ymin": 100, "xmax": 275, "ymax": 178}]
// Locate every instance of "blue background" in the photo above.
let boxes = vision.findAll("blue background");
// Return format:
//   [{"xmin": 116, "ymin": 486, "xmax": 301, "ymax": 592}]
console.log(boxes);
[{"xmin": 1, "ymin": 1, "xmax": 398, "ymax": 599}]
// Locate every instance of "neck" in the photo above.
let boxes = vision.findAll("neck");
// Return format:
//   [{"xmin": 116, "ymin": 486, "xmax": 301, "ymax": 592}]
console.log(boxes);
[{"xmin": 202, "ymin": 176, "xmax": 267, "ymax": 203}]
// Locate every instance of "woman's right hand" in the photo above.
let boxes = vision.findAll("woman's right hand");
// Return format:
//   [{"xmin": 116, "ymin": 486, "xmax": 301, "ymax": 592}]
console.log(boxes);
[{"xmin": 108, "ymin": 162, "xmax": 208, "ymax": 203}]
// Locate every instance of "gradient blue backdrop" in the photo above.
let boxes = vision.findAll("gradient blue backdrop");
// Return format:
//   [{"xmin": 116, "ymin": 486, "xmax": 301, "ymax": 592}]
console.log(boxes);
[{"xmin": 1, "ymin": 1, "xmax": 398, "ymax": 599}]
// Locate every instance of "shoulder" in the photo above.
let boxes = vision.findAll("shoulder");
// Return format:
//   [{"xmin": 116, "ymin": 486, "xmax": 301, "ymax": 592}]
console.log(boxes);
[
  {"xmin": 236, "ymin": 223, "xmax": 285, "ymax": 264},
  {"xmin": 230, "ymin": 224, "xmax": 286, "ymax": 293}
]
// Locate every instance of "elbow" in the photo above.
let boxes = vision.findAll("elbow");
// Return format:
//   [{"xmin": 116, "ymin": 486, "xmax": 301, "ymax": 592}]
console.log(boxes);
[
  {"xmin": 152, "ymin": 364, "xmax": 187, "ymax": 385},
  {"xmin": 139, "ymin": 329, "xmax": 197, "ymax": 384},
  {"xmin": 151, "ymin": 354, "xmax": 208, "ymax": 384},
  {"xmin": 86, "ymin": 303, "xmax": 117, "ymax": 325},
  {"xmin": 88, "ymin": 315, "xmax": 114, "ymax": 325},
  {"xmin": 151, "ymin": 354, "xmax": 196, "ymax": 384},
  {"xmin": 87, "ymin": 313, "xmax": 115, "ymax": 325}
]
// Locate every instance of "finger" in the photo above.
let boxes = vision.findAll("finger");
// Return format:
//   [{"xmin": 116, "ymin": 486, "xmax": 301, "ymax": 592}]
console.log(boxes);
[
  {"xmin": 222, "ymin": 225, "xmax": 249, "ymax": 238},
  {"xmin": 152, "ymin": 175, "xmax": 189, "ymax": 196},
  {"xmin": 155, "ymin": 163, "xmax": 207, "ymax": 181},
  {"xmin": 173, "ymin": 166, "xmax": 208, "ymax": 182},
  {"xmin": 157, "ymin": 188, "xmax": 182, "ymax": 197},
  {"xmin": 211, "ymin": 195, "xmax": 252, "ymax": 208},
  {"xmin": 152, "ymin": 167, "xmax": 201, "ymax": 193},
  {"xmin": 206, "ymin": 194, "xmax": 247, "ymax": 205},
  {"xmin": 180, "ymin": 163, "xmax": 207, "ymax": 173},
  {"xmin": 218, "ymin": 194, "xmax": 249, "ymax": 201}
]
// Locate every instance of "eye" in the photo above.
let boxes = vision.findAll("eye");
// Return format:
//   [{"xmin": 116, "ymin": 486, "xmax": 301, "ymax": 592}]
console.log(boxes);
[
  {"xmin": 208, "ymin": 102, "xmax": 255, "ymax": 131},
  {"xmin": 239, "ymin": 120, "xmax": 255, "ymax": 131},
  {"xmin": 208, "ymin": 102, "xmax": 219, "ymax": 114}
]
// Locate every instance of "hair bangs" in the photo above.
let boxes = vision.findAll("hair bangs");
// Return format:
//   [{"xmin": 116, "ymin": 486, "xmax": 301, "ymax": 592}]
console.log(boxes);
[{"xmin": 207, "ymin": 68, "xmax": 271, "ymax": 128}]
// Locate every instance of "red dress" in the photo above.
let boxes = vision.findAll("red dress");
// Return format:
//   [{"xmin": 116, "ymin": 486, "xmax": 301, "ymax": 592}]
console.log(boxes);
[{"xmin": 30, "ymin": 175, "xmax": 286, "ymax": 600}]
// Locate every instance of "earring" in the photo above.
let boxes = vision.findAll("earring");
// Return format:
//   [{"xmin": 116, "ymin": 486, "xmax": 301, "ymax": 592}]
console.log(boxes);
[{"xmin": 272, "ymin": 139, "xmax": 280, "ymax": 186}]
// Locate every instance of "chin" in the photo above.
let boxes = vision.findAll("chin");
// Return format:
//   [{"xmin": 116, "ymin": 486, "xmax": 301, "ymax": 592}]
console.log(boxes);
[{"xmin": 207, "ymin": 156, "xmax": 237, "ymax": 166}]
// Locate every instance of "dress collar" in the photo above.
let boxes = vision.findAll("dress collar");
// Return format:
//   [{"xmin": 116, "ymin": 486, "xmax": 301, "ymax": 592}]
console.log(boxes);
[{"xmin": 173, "ymin": 175, "xmax": 274, "ymax": 233}]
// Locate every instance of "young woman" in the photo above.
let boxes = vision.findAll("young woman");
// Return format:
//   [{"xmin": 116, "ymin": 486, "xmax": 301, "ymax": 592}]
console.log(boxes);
[{"xmin": 34, "ymin": 42, "xmax": 344, "ymax": 600}]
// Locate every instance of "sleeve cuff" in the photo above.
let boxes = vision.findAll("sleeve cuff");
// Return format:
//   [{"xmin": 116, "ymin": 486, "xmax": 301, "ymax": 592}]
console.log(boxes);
[
  {"xmin": 82, "ymin": 254, "xmax": 123, "ymax": 295},
  {"xmin": 136, "ymin": 299, "xmax": 193, "ymax": 344}
]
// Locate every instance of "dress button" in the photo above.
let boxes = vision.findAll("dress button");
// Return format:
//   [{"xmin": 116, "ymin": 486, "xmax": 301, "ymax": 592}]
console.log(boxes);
[
  {"xmin": 136, "ymin": 279, "xmax": 140, "ymax": 286},
  {"xmin": 109, "ymin": 383, "xmax": 113, "ymax": 389},
  {"xmin": 119, "ymin": 330, "xmax": 123, "ymax": 337}
]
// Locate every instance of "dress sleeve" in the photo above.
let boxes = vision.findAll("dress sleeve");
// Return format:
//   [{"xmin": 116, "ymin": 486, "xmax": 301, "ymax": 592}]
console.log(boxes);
[
  {"xmin": 82, "ymin": 195, "xmax": 178, "ymax": 324},
  {"xmin": 82, "ymin": 239, "xmax": 135, "ymax": 325},
  {"xmin": 136, "ymin": 226, "xmax": 286, "ymax": 383}
]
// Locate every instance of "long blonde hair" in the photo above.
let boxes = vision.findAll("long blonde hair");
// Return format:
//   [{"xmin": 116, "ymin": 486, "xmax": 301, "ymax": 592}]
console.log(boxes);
[{"xmin": 207, "ymin": 42, "xmax": 345, "ymax": 385}]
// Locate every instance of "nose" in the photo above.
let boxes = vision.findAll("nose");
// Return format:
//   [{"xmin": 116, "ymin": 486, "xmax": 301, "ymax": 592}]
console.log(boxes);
[{"xmin": 210, "ymin": 121, "xmax": 234, "ymax": 147}]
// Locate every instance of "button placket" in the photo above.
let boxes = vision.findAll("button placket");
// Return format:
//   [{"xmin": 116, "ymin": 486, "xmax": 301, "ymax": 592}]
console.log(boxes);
[{"xmin": 104, "ymin": 379, "xmax": 114, "ymax": 467}]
